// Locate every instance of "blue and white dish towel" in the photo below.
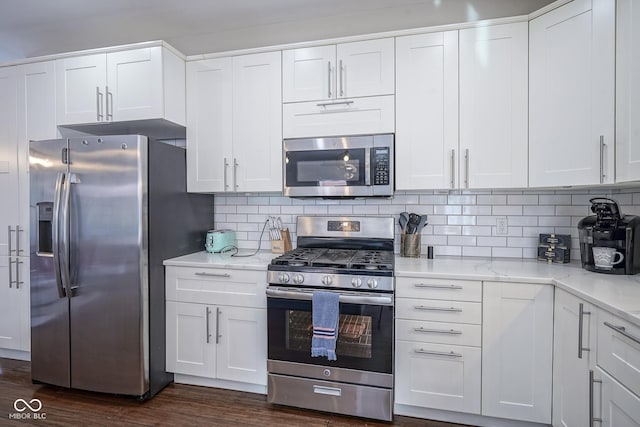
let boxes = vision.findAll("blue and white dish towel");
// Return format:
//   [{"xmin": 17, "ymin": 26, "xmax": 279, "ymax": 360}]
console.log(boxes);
[{"xmin": 311, "ymin": 291, "xmax": 339, "ymax": 361}]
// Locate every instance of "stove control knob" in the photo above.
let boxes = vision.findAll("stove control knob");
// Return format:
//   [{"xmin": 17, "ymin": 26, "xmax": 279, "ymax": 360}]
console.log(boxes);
[
  {"xmin": 322, "ymin": 275, "xmax": 333, "ymax": 286},
  {"xmin": 351, "ymin": 278, "xmax": 363, "ymax": 288},
  {"xmin": 278, "ymin": 273, "xmax": 290, "ymax": 284},
  {"xmin": 367, "ymin": 278, "xmax": 378, "ymax": 289},
  {"xmin": 293, "ymin": 274, "xmax": 304, "ymax": 285}
]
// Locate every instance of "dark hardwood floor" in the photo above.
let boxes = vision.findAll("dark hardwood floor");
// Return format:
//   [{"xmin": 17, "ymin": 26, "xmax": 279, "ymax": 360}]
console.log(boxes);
[{"xmin": 0, "ymin": 358, "xmax": 472, "ymax": 426}]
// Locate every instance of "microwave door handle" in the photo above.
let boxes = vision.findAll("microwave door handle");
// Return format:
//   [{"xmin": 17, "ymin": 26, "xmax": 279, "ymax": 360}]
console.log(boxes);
[{"xmin": 365, "ymin": 147, "xmax": 371, "ymax": 186}]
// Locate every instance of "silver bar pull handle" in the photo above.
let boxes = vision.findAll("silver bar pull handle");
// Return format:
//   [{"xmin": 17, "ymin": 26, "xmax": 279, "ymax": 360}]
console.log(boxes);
[
  {"xmin": 8, "ymin": 258, "xmax": 14, "ymax": 288},
  {"xmin": 339, "ymin": 59, "xmax": 344, "ymax": 97},
  {"xmin": 106, "ymin": 86, "xmax": 113, "ymax": 121},
  {"xmin": 327, "ymin": 61, "xmax": 332, "ymax": 98},
  {"xmin": 414, "ymin": 283, "xmax": 463, "ymax": 290},
  {"xmin": 223, "ymin": 158, "xmax": 229, "ymax": 190},
  {"xmin": 316, "ymin": 100, "xmax": 354, "ymax": 108},
  {"xmin": 7, "ymin": 226, "xmax": 14, "ymax": 255},
  {"xmin": 364, "ymin": 147, "xmax": 371, "ymax": 186},
  {"xmin": 603, "ymin": 321, "xmax": 640, "ymax": 345},
  {"xmin": 96, "ymin": 87, "xmax": 103, "ymax": 121},
  {"xmin": 415, "ymin": 348, "xmax": 463, "ymax": 358},
  {"xmin": 194, "ymin": 272, "xmax": 231, "ymax": 278},
  {"xmin": 15, "ymin": 259, "xmax": 23, "ymax": 289},
  {"xmin": 314, "ymin": 385, "xmax": 342, "ymax": 397},
  {"xmin": 578, "ymin": 303, "xmax": 591, "ymax": 359},
  {"xmin": 233, "ymin": 158, "xmax": 239, "ymax": 190},
  {"xmin": 414, "ymin": 327, "xmax": 462, "ymax": 335},
  {"xmin": 52, "ymin": 172, "xmax": 66, "ymax": 299},
  {"xmin": 590, "ymin": 370, "xmax": 603, "ymax": 426},
  {"xmin": 600, "ymin": 136, "xmax": 605, "ymax": 184},
  {"xmin": 60, "ymin": 173, "xmax": 75, "ymax": 298},
  {"xmin": 206, "ymin": 307, "xmax": 211, "ymax": 343},
  {"xmin": 450, "ymin": 149, "xmax": 455, "ymax": 189},
  {"xmin": 216, "ymin": 307, "xmax": 221, "ymax": 344},
  {"xmin": 414, "ymin": 305, "xmax": 462, "ymax": 312},
  {"xmin": 464, "ymin": 148, "xmax": 470, "ymax": 188},
  {"xmin": 15, "ymin": 225, "xmax": 23, "ymax": 255}
]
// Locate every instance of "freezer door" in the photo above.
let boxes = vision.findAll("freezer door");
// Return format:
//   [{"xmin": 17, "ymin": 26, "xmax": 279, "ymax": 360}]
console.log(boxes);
[
  {"xmin": 29, "ymin": 138, "xmax": 71, "ymax": 388},
  {"xmin": 67, "ymin": 135, "xmax": 149, "ymax": 396}
]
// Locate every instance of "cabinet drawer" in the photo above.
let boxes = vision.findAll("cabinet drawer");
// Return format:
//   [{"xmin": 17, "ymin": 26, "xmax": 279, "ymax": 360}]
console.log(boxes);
[
  {"xmin": 396, "ymin": 298, "xmax": 481, "ymax": 325},
  {"xmin": 396, "ymin": 277, "xmax": 482, "ymax": 302},
  {"xmin": 282, "ymin": 95, "xmax": 394, "ymax": 138},
  {"xmin": 166, "ymin": 266, "xmax": 267, "ymax": 307},
  {"xmin": 395, "ymin": 340, "xmax": 481, "ymax": 414},
  {"xmin": 597, "ymin": 309, "xmax": 640, "ymax": 397},
  {"xmin": 396, "ymin": 319, "xmax": 481, "ymax": 347}
]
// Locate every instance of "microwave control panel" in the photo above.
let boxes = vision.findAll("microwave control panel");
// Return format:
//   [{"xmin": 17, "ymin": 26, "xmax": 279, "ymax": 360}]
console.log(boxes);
[{"xmin": 373, "ymin": 148, "xmax": 390, "ymax": 185}]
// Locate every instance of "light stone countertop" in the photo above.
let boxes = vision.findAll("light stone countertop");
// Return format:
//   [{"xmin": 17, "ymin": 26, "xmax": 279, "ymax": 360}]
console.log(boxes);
[
  {"xmin": 396, "ymin": 256, "xmax": 640, "ymax": 326},
  {"xmin": 164, "ymin": 251, "xmax": 640, "ymax": 326},
  {"xmin": 163, "ymin": 250, "xmax": 278, "ymax": 271}
]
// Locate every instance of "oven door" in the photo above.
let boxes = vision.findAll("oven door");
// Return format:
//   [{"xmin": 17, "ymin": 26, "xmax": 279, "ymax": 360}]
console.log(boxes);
[{"xmin": 266, "ymin": 286, "xmax": 393, "ymax": 376}]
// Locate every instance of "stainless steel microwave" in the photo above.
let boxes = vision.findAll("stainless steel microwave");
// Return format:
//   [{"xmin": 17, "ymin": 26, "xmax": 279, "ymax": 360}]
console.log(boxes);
[{"xmin": 283, "ymin": 134, "xmax": 394, "ymax": 198}]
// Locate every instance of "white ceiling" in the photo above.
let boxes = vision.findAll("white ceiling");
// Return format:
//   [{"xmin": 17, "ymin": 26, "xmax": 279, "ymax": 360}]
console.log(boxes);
[{"xmin": 0, "ymin": 0, "xmax": 556, "ymax": 62}]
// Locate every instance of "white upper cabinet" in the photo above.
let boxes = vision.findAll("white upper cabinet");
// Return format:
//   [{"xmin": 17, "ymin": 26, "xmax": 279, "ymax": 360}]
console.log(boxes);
[
  {"xmin": 616, "ymin": 0, "xmax": 640, "ymax": 183},
  {"xmin": 232, "ymin": 51, "xmax": 282, "ymax": 192},
  {"xmin": 529, "ymin": 0, "xmax": 615, "ymax": 187},
  {"xmin": 395, "ymin": 31, "xmax": 459, "ymax": 190},
  {"xmin": 186, "ymin": 58, "xmax": 233, "ymax": 193},
  {"xmin": 187, "ymin": 51, "xmax": 282, "ymax": 193},
  {"xmin": 0, "ymin": 66, "xmax": 19, "ymax": 257},
  {"xmin": 282, "ymin": 38, "xmax": 394, "ymax": 103},
  {"xmin": 459, "ymin": 22, "xmax": 529, "ymax": 189},
  {"xmin": 56, "ymin": 45, "xmax": 185, "ymax": 126}
]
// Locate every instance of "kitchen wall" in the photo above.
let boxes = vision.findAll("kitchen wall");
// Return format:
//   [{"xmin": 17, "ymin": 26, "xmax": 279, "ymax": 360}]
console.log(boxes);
[{"xmin": 213, "ymin": 186, "xmax": 640, "ymax": 259}]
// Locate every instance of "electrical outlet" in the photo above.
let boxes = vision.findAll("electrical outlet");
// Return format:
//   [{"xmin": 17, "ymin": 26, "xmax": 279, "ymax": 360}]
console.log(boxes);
[{"xmin": 496, "ymin": 216, "xmax": 508, "ymax": 235}]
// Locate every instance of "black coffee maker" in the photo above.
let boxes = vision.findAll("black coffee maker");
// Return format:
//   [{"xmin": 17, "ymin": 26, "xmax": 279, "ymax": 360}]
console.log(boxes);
[{"xmin": 578, "ymin": 197, "xmax": 640, "ymax": 275}]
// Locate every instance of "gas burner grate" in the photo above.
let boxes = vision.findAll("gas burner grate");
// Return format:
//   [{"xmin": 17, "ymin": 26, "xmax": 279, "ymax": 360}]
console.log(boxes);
[{"xmin": 271, "ymin": 248, "xmax": 394, "ymax": 272}]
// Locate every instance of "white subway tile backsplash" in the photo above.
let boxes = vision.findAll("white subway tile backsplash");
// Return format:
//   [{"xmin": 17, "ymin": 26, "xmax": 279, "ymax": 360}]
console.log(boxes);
[
  {"xmin": 507, "ymin": 195, "xmax": 539, "ymax": 205},
  {"xmin": 492, "ymin": 205, "xmax": 523, "ymax": 216},
  {"xmin": 213, "ymin": 187, "xmax": 640, "ymax": 260}
]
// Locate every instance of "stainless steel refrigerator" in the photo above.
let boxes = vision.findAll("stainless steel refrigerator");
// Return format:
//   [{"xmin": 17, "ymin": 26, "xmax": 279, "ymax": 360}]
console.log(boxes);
[{"xmin": 29, "ymin": 135, "xmax": 213, "ymax": 398}]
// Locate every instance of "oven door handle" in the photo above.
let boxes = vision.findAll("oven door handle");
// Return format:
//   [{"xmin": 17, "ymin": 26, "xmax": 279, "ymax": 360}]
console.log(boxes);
[{"xmin": 266, "ymin": 288, "xmax": 393, "ymax": 306}]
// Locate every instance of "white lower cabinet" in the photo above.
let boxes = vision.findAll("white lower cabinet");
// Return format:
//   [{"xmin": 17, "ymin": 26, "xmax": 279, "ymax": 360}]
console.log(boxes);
[
  {"xmin": 482, "ymin": 281, "xmax": 553, "ymax": 424},
  {"xmin": 395, "ymin": 277, "xmax": 482, "ymax": 415},
  {"xmin": 595, "ymin": 368, "xmax": 640, "ymax": 427},
  {"xmin": 165, "ymin": 266, "xmax": 267, "ymax": 389},
  {"xmin": 0, "ymin": 256, "xmax": 29, "ymax": 352}
]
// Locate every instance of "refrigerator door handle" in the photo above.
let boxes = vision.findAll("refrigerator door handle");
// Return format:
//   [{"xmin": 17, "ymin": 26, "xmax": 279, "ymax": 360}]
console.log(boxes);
[
  {"xmin": 52, "ymin": 172, "xmax": 66, "ymax": 298},
  {"xmin": 60, "ymin": 173, "xmax": 76, "ymax": 298}
]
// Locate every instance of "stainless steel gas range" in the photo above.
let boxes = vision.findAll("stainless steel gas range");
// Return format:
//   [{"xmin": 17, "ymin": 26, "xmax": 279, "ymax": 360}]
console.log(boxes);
[{"xmin": 266, "ymin": 216, "xmax": 395, "ymax": 421}]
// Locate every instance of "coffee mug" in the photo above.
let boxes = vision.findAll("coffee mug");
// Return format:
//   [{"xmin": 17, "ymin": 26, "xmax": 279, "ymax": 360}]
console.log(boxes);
[{"xmin": 592, "ymin": 247, "xmax": 624, "ymax": 270}]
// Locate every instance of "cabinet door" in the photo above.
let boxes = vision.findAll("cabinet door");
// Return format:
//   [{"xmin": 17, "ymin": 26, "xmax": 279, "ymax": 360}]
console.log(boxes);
[
  {"xmin": 166, "ymin": 301, "xmax": 216, "ymax": 378},
  {"xmin": 0, "ymin": 257, "xmax": 28, "ymax": 351},
  {"xmin": 552, "ymin": 289, "xmax": 593, "ymax": 427},
  {"xmin": 232, "ymin": 51, "xmax": 282, "ymax": 192},
  {"xmin": 482, "ymin": 281, "xmax": 553, "ymax": 424},
  {"xmin": 395, "ymin": 340, "xmax": 481, "ymax": 414},
  {"xmin": 186, "ymin": 58, "xmax": 233, "ymax": 192},
  {"xmin": 596, "ymin": 368, "xmax": 640, "ymax": 427},
  {"xmin": 616, "ymin": 0, "xmax": 640, "ymax": 182},
  {"xmin": 0, "ymin": 66, "xmax": 19, "ymax": 257},
  {"xmin": 395, "ymin": 31, "xmax": 458, "ymax": 190},
  {"xmin": 216, "ymin": 306, "xmax": 267, "ymax": 385},
  {"xmin": 282, "ymin": 45, "xmax": 335, "ymax": 103},
  {"xmin": 337, "ymin": 38, "xmax": 395, "ymax": 98},
  {"xmin": 530, "ymin": 0, "xmax": 615, "ymax": 187},
  {"xmin": 55, "ymin": 54, "xmax": 106, "ymax": 125},
  {"xmin": 460, "ymin": 22, "xmax": 528, "ymax": 189},
  {"xmin": 106, "ymin": 47, "xmax": 163, "ymax": 122},
  {"xmin": 18, "ymin": 61, "xmax": 58, "ymax": 250}
]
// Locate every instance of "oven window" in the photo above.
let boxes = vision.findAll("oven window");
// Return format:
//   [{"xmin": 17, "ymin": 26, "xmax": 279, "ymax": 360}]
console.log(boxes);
[
  {"xmin": 286, "ymin": 311, "xmax": 372, "ymax": 359},
  {"xmin": 267, "ymin": 297, "xmax": 393, "ymax": 374}
]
